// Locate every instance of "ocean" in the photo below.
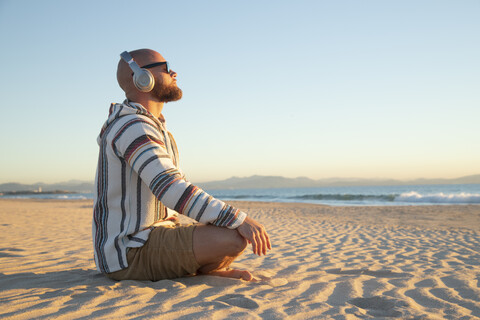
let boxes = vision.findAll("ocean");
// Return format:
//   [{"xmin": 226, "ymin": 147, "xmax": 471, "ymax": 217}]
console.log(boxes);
[
  {"xmin": 207, "ymin": 184, "xmax": 480, "ymax": 206},
  {"xmin": 2, "ymin": 184, "xmax": 480, "ymax": 206}
]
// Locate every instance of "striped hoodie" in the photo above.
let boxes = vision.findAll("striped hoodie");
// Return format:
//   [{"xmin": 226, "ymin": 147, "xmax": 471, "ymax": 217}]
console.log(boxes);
[{"xmin": 92, "ymin": 100, "xmax": 246, "ymax": 274}]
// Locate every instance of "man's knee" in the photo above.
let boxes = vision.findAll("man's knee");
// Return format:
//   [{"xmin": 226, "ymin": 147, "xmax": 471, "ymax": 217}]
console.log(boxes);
[
  {"xmin": 230, "ymin": 230, "xmax": 248, "ymax": 256},
  {"xmin": 193, "ymin": 225, "xmax": 248, "ymax": 266}
]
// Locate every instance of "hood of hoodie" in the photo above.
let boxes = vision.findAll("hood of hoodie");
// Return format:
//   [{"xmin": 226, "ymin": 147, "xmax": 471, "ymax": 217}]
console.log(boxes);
[{"xmin": 97, "ymin": 100, "xmax": 163, "ymax": 145}]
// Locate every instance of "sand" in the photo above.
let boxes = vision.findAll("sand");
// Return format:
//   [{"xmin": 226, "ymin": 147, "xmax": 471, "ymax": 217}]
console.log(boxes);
[{"xmin": 0, "ymin": 199, "xmax": 479, "ymax": 319}]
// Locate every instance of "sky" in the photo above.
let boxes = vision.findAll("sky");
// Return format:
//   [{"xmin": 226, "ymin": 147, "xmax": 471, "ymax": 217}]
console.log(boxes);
[{"xmin": 0, "ymin": 0, "xmax": 479, "ymax": 184}]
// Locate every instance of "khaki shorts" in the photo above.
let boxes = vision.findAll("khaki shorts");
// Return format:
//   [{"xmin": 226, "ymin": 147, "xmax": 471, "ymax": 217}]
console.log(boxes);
[{"xmin": 107, "ymin": 224, "xmax": 201, "ymax": 281}]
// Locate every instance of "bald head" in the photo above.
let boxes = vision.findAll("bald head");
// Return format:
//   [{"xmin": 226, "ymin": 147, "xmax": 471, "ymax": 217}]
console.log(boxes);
[{"xmin": 116, "ymin": 48, "xmax": 166, "ymax": 95}]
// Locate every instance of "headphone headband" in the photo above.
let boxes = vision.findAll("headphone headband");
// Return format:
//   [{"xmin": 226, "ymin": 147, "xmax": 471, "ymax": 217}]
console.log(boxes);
[
  {"xmin": 120, "ymin": 51, "xmax": 142, "ymax": 73},
  {"xmin": 120, "ymin": 51, "xmax": 133, "ymax": 63}
]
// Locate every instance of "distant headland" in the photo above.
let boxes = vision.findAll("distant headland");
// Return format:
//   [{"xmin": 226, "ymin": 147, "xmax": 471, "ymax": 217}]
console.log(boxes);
[{"xmin": 1, "ymin": 174, "xmax": 479, "ymax": 193}]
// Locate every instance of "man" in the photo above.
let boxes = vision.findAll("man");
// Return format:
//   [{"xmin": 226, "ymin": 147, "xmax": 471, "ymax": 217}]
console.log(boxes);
[{"xmin": 93, "ymin": 48, "xmax": 271, "ymax": 282}]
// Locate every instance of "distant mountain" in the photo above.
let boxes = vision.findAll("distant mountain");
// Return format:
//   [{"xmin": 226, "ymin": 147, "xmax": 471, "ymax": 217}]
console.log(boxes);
[
  {"xmin": 1, "ymin": 174, "xmax": 479, "ymax": 193},
  {"xmin": 409, "ymin": 174, "xmax": 480, "ymax": 185},
  {"xmin": 197, "ymin": 174, "xmax": 480, "ymax": 190},
  {"xmin": 197, "ymin": 175, "xmax": 320, "ymax": 189}
]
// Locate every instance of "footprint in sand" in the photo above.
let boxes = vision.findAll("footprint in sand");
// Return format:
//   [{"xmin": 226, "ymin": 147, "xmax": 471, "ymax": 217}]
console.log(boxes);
[
  {"xmin": 215, "ymin": 294, "xmax": 259, "ymax": 309},
  {"xmin": 253, "ymin": 271, "xmax": 288, "ymax": 287},
  {"xmin": 265, "ymin": 278, "xmax": 288, "ymax": 287},
  {"xmin": 349, "ymin": 296, "xmax": 406, "ymax": 317},
  {"xmin": 253, "ymin": 275, "xmax": 288, "ymax": 287}
]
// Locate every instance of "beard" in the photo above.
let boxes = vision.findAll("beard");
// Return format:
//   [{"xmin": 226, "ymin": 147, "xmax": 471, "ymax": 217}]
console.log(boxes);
[{"xmin": 152, "ymin": 80, "xmax": 183, "ymax": 102}]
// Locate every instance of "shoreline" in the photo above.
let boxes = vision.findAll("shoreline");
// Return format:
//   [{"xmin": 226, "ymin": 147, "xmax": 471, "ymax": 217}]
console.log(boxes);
[{"xmin": 1, "ymin": 198, "xmax": 479, "ymax": 230}]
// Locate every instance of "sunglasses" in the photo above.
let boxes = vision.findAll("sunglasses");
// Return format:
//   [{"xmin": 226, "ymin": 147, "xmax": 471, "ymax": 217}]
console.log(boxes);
[{"xmin": 141, "ymin": 61, "xmax": 170, "ymax": 74}]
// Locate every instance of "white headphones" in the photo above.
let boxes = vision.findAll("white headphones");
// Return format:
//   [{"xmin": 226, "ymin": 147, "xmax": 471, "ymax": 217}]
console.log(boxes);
[{"xmin": 120, "ymin": 51, "xmax": 155, "ymax": 92}]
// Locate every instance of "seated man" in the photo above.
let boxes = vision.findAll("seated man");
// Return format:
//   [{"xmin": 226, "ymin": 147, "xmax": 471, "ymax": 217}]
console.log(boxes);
[{"xmin": 92, "ymin": 48, "xmax": 271, "ymax": 281}]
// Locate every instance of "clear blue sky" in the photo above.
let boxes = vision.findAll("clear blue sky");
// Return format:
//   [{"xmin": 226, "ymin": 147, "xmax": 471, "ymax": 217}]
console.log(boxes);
[{"xmin": 0, "ymin": 0, "xmax": 478, "ymax": 184}]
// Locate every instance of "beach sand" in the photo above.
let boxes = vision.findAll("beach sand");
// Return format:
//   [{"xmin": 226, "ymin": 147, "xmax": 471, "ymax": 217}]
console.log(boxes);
[{"xmin": 0, "ymin": 199, "xmax": 479, "ymax": 319}]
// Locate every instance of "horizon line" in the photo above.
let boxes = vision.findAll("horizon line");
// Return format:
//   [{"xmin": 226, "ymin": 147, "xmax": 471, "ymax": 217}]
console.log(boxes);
[{"xmin": 1, "ymin": 173, "xmax": 479, "ymax": 186}]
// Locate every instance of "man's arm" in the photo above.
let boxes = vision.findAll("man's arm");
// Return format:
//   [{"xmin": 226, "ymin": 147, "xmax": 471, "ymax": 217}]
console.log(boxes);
[{"xmin": 112, "ymin": 116, "xmax": 245, "ymax": 228}]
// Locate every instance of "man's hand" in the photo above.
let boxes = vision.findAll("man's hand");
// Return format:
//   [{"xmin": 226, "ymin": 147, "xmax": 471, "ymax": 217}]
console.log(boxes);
[{"xmin": 236, "ymin": 216, "xmax": 272, "ymax": 256}]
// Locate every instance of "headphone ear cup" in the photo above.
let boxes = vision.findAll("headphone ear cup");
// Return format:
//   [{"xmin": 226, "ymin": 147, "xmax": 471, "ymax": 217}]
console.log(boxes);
[{"xmin": 133, "ymin": 69, "xmax": 155, "ymax": 92}]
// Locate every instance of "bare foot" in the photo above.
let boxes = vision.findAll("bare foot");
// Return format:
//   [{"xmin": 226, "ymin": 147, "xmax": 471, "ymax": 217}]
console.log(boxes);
[{"xmin": 206, "ymin": 269, "xmax": 254, "ymax": 281}]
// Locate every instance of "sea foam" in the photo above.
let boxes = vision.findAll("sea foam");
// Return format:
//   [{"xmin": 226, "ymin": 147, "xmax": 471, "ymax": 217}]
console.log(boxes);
[{"xmin": 395, "ymin": 192, "xmax": 480, "ymax": 204}]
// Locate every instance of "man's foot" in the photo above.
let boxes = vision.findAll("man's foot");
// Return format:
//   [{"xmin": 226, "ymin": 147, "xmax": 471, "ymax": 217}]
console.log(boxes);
[{"xmin": 205, "ymin": 268, "xmax": 254, "ymax": 281}]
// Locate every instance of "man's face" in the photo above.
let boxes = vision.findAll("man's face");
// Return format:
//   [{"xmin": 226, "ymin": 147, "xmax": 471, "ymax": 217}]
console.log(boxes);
[{"xmin": 152, "ymin": 68, "xmax": 183, "ymax": 103}]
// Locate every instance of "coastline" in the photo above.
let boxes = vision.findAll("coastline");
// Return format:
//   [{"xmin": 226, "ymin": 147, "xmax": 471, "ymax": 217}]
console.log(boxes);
[{"xmin": 1, "ymin": 199, "xmax": 479, "ymax": 319}]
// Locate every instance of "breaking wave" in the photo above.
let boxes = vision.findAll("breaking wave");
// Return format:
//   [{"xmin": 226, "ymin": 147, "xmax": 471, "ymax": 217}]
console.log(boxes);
[{"xmin": 395, "ymin": 192, "xmax": 480, "ymax": 204}]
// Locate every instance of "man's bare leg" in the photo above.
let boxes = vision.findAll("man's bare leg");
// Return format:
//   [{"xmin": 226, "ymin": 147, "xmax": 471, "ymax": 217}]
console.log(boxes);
[{"xmin": 192, "ymin": 224, "xmax": 253, "ymax": 281}]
